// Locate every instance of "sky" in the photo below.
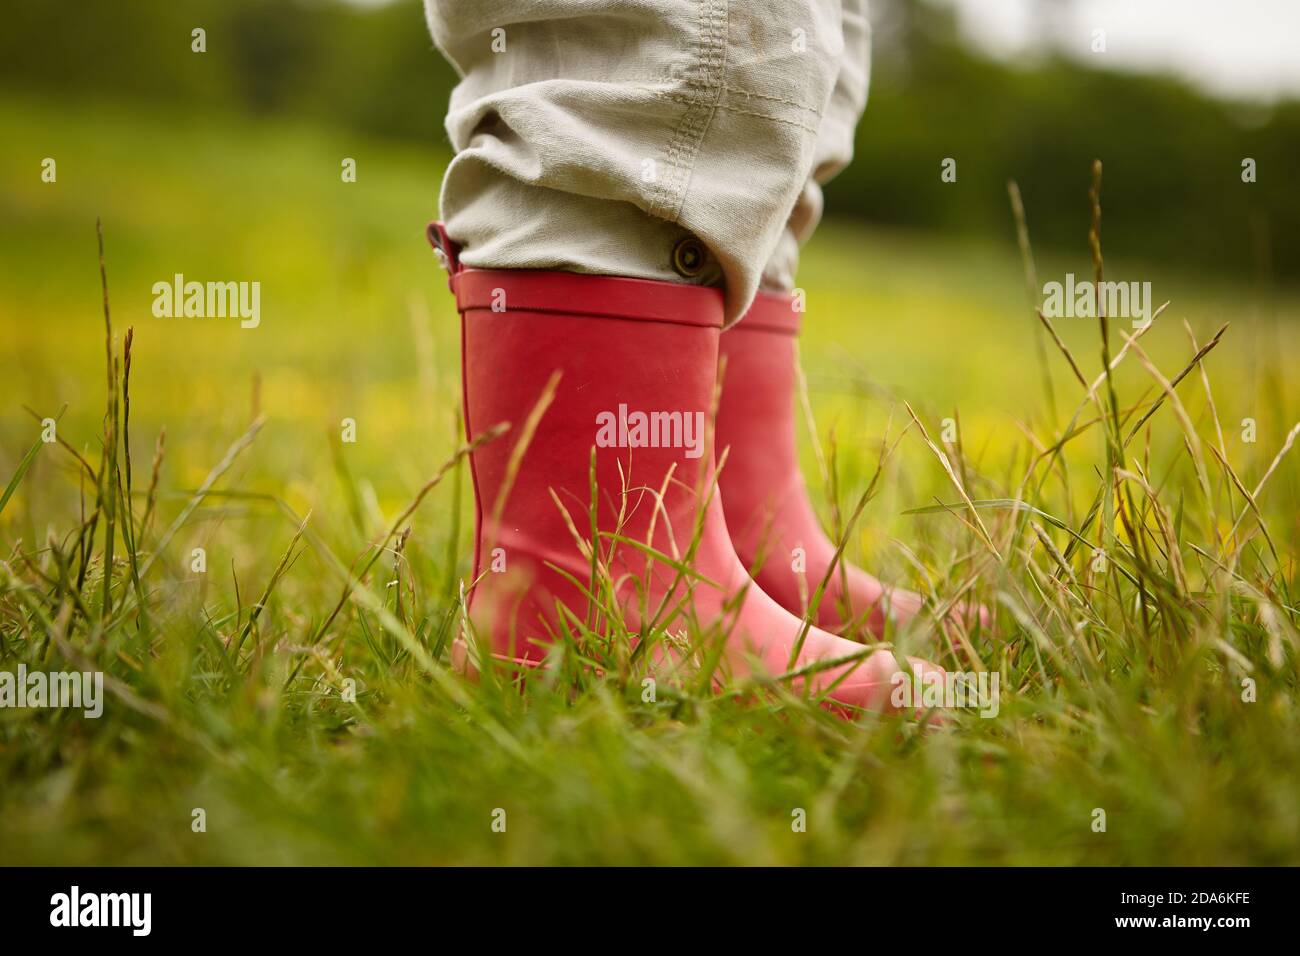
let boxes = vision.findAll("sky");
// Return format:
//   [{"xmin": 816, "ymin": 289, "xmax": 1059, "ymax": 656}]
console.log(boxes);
[{"xmin": 938, "ymin": 0, "xmax": 1300, "ymax": 101}]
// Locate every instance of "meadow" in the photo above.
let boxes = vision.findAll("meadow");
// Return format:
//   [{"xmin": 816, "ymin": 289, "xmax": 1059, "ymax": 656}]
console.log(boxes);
[{"xmin": 2, "ymin": 93, "xmax": 1299, "ymax": 865}]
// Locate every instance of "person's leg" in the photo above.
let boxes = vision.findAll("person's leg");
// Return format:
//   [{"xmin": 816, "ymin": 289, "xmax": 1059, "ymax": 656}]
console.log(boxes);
[
  {"xmin": 425, "ymin": 0, "xmax": 849, "ymax": 324},
  {"xmin": 717, "ymin": 0, "xmax": 979, "ymax": 638},
  {"xmin": 426, "ymin": 0, "xmax": 945, "ymax": 713},
  {"xmin": 756, "ymin": 0, "xmax": 871, "ymax": 295}
]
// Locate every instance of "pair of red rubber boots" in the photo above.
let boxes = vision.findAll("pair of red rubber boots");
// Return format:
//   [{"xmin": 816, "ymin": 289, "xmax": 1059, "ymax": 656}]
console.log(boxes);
[{"xmin": 433, "ymin": 224, "xmax": 945, "ymax": 714}]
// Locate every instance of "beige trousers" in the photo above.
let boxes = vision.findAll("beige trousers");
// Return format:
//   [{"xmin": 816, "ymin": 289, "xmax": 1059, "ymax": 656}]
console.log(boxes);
[{"xmin": 425, "ymin": 0, "xmax": 870, "ymax": 325}]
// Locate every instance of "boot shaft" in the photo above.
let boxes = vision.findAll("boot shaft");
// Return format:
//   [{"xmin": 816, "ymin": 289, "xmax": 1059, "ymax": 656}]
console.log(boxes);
[{"xmin": 446, "ymin": 256, "xmax": 731, "ymax": 654}]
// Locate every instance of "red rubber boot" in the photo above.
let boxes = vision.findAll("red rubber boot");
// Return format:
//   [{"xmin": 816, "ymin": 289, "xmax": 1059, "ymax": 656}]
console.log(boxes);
[
  {"xmin": 717, "ymin": 291, "xmax": 982, "ymax": 638},
  {"xmin": 433, "ymin": 225, "xmax": 941, "ymax": 714}
]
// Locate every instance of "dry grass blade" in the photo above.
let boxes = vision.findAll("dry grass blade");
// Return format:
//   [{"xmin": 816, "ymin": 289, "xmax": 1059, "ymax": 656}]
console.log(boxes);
[
  {"xmin": 1125, "ymin": 324, "xmax": 1227, "ymax": 441},
  {"xmin": 1226, "ymin": 421, "xmax": 1300, "ymax": 542},
  {"xmin": 138, "ymin": 427, "xmax": 166, "ymax": 546},
  {"xmin": 0, "ymin": 434, "xmax": 43, "ymax": 519},
  {"xmin": 137, "ymin": 415, "xmax": 267, "ymax": 581},
  {"xmin": 119, "ymin": 327, "xmax": 145, "ymax": 606},
  {"xmin": 21, "ymin": 405, "xmax": 96, "ymax": 482},
  {"xmin": 1185, "ymin": 319, "xmax": 1228, "ymax": 461},
  {"xmin": 794, "ymin": 340, "xmax": 831, "ymax": 487},
  {"xmin": 1035, "ymin": 309, "xmax": 1089, "ymax": 391},
  {"xmin": 489, "ymin": 369, "xmax": 561, "ymax": 538},
  {"xmin": 904, "ymin": 401, "xmax": 1001, "ymax": 561},
  {"xmin": 96, "ymin": 218, "xmax": 120, "ymax": 619},
  {"xmin": 303, "ymin": 418, "xmax": 510, "ymax": 659},
  {"xmin": 1115, "ymin": 468, "xmax": 1188, "ymax": 598},
  {"xmin": 1118, "ymin": 331, "xmax": 1212, "ymax": 502},
  {"xmin": 790, "ymin": 415, "xmax": 909, "ymax": 666},
  {"xmin": 233, "ymin": 510, "xmax": 311, "ymax": 657},
  {"xmin": 1008, "ymin": 179, "xmax": 1056, "ymax": 419},
  {"xmin": 1032, "ymin": 520, "xmax": 1077, "ymax": 585},
  {"xmin": 1061, "ymin": 322, "xmax": 1226, "ymax": 563}
]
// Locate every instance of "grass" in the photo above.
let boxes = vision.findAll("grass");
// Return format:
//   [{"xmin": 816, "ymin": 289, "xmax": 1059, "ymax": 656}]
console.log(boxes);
[{"xmin": 2, "ymin": 93, "xmax": 1300, "ymax": 865}]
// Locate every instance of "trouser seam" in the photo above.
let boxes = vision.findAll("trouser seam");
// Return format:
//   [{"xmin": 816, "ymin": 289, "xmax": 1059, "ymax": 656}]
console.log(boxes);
[
  {"xmin": 650, "ymin": 0, "xmax": 728, "ymax": 225},
  {"xmin": 712, "ymin": 101, "xmax": 822, "ymax": 135},
  {"xmin": 722, "ymin": 84, "xmax": 823, "ymax": 114}
]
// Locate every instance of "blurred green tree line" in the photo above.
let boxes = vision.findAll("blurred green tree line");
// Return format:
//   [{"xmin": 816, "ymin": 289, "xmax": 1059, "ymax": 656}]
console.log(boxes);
[{"xmin": 5, "ymin": 0, "xmax": 1296, "ymax": 284}]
